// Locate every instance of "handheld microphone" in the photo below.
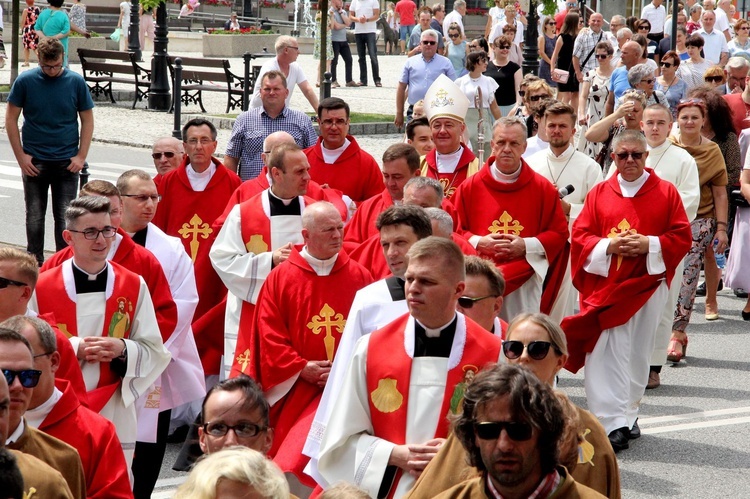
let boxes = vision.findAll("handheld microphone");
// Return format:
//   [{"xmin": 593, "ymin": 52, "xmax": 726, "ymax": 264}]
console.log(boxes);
[{"xmin": 558, "ymin": 184, "xmax": 575, "ymax": 199}]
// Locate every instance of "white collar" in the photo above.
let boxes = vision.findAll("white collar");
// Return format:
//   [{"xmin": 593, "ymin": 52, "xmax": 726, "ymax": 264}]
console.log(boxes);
[
  {"xmin": 187, "ymin": 161, "xmax": 215, "ymax": 177},
  {"xmin": 268, "ymin": 187, "xmax": 296, "ymax": 206},
  {"xmin": 6, "ymin": 418, "xmax": 25, "ymax": 445},
  {"xmin": 25, "ymin": 387, "xmax": 63, "ymax": 429},
  {"xmin": 548, "ymin": 144, "xmax": 575, "ymax": 160},
  {"xmin": 491, "ymin": 162, "xmax": 522, "ymax": 183},
  {"xmin": 300, "ymin": 246, "xmax": 338, "ymax": 276},
  {"xmin": 617, "ymin": 170, "xmax": 650, "ymax": 197},
  {"xmin": 321, "ymin": 137, "xmax": 351, "ymax": 154},
  {"xmin": 436, "ymin": 146, "xmax": 464, "ymax": 173},
  {"xmin": 72, "ymin": 259, "xmax": 107, "ymax": 280},
  {"xmin": 416, "ymin": 314, "xmax": 457, "ymax": 338},
  {"xmin": 648, "ymin": 140, "xmax": 670, "ymax": 153}
]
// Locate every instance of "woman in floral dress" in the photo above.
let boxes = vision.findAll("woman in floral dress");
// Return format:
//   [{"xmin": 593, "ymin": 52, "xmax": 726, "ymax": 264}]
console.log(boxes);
[
  {"xmin": 21, "ymin": 0, "xmax": 40, "ymax": 66},
  {"xmin": 577, "ymin": 41, "xmax": 613, "ymax": 157}
]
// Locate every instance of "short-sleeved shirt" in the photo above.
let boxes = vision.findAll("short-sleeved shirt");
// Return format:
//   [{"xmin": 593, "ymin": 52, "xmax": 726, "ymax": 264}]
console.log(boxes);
[
  {"xmin": 350, "ymin": 0, "xmax": 378, "ymax": 34},
  {"xmin": 394, "ymin": 0, "xmax": 417, "ymax": 27},
  {"xmin": 697, "ymin": 28, "xmax": 729, "ymax": 64},
  {"xmin": 225, "ymin": 106, "xmax": 317, "ymax": 180},
  {"xmin": 7, "ymin": 67, "xmax": 94, "ymax": 161},
  {"xmin": 429, "ymin": 18, "xmax": 443, "ymax": 35},
  {"xmin": 728, "ymin": 38, "xmax": 750, "ymax": 63},
  {"xmin": 399, "ymin": 54, "xmax": 456, "ymax": 104},
  {"xmin": 714, "ymin": 8, "xmax": 731, "ymax": 35},
  {"xmin": 331, "ymin": 8, "xmax": 348, "ymax": 42},
  {"xmin": 641, "ymin": 3, "xmax": 666, "ymax": 33},
  {"xmin": 572, "ymin": 29, "xmax": 611, "ymax": 74},
  {"xmin": 250, "ymin": 58, "xmax": 308, "ymax": 109},
  {"xmin": 443, "ymin": 10, "xmax": 464, "ymax": 37},
  {"xmin": 408, "ymin": 25, "xmax": 444, "ymax": 51},
  {"xmin": 484, "ymin": 60, "xmax": 520, "ymax": 106},
  {"xmin": 609, "ymin": 66, "xmax": 632, "ymax": 108}
]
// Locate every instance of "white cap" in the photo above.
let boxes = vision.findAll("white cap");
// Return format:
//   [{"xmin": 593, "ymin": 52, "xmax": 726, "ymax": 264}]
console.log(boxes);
[{"xmin": 424, "ymin": 74, "xmax": 469, "ymax": 124}]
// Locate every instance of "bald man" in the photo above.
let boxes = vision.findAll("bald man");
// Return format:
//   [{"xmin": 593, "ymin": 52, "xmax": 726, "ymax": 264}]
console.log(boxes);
[{"xmin": 152, "ymin": 137, "xmax": 185, "ymax": 181}]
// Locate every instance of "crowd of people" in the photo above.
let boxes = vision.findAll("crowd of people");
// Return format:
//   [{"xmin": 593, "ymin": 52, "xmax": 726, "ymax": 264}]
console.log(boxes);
[{"xmin": 2, "ymin": 0, "xmax": 750, "ymax": 498}]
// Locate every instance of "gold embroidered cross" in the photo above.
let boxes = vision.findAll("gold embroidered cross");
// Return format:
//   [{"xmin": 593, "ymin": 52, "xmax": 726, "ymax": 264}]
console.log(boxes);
[
  {"xmin": 488, "ymin": 211, "xmax": 525, "ymax": 235},
  {"xmin": 236, "ymin": 349, "xmax": 252, "ymax": 373},
  {"xmin": 307, "ymin": 303, "xmax": 345, "ymax": 362},
  {"xmin": 607, "ymin": 218, "xmax": 635, "ymax": 270},
  {"xmin": 178, "ymin": 214, "xmax": 212, "ymax": 262}
]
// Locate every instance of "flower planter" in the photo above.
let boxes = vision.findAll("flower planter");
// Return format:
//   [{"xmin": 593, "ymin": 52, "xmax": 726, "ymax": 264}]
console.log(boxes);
[
  {"xmin": 68, "ymin": 36, "xmax": 108, "ymax": 63},
  {"xmin": 202, "ymin": 33, "xmax": 279, "ymax": 57}
]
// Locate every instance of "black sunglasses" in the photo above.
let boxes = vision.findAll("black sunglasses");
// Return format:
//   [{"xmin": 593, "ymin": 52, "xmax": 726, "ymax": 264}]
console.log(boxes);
[
  {"xmin": 422, "ymin": 40, "xmax": 436, "ymax": 45},
  {"xmin": 3, "ymin": 369, "xmax": 42, "ymax": 388},
  {"xmin": 660, "ymin": 61, "xmax": 674, "ymax": 68},
  {"xmin": 502, "ymin": 340, "xmax": 555, "ymax": 360},
  {"xmin": 458, "ymin": 295, "xmax": 497, "ymax": 309},
  {"xmin": 151, "ymin": 152, "xmax": 176, "ymax": 159},
  {"xmin": 474, "ymin": 421, "xmax": 533, "ymax": 441},
  {"xmin": 528, "ymin": 94, "xmax": 546, "ymax": 102},
  {"xmin": 0, "ymin": 276, "xmax": 28, "ymax": 289},
  {"xmin": 705, "ymin": 75, "xmax": 724, "ymax": 83},
  {"xmin": 615, "ymin": 151, "xmax": 645, "ymax": 160},
  {"xmin": 595, "ymin": 54, "xmax": 609, "ymax": 59}
]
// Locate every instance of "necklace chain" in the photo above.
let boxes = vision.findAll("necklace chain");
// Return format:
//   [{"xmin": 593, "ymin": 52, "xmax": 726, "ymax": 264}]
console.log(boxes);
[{"xmin": 546, "ymin": 148, "xmax": 575, "ymax": 187}]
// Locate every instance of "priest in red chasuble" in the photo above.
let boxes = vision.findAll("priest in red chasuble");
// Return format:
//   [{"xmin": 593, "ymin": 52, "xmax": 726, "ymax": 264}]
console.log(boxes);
[
  {"xmin": 211, "ymin": 143, "xmax": 318, "ymax": 381},
  {"xmin": 561, "ymin": 131, "xmax": 691, "ymax": 453},
  {"xmin": 152, "ymin": 118, "xmax": 242, "ymax": 376},
  {"xmin": 317, "ymin": 237, "xmax": 502, "ymax": 498},
  {"xmin": 232, "ymin": 202, "xmax": 372, "ymax": 491},
  {"xmin": 419, "ymin": 74, "xmax": 481, "ymax": 199},
  {"xmin": 451, "ymin": 117, "xmax": 570, "ymax": 321}
]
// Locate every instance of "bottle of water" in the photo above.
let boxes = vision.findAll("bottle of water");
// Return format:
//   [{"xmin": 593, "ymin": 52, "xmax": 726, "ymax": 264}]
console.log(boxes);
[{"xmin": 714, "ymin": 239, "xmax": 726, "ymax": 269}]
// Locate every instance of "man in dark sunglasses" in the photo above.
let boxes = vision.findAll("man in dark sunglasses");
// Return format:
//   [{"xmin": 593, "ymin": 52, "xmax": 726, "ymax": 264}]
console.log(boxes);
[
  {"xmin": 561, "ymin": 130, "xmax": 692, "ymax": 452},
  {"xmin": 0, "ymin": 328, "xmax": 87, "ymax": 498},
  {"xmin": 151, "ymin": 137, "xmax": 185, "ymax": 179},
  {"xmin": 450, "ymin": 364, "xmax": 602, "ymax": 497},
  {"xmin": 3, "ymin": 315, "xmax": 133, "ymax": 498},
  {"xmin": 456, "ymin": 256, "xmax": 507, "ymax": 335},
  {"xmin": 316, "ymin": 237, "xmax": 502, "ymax": 497}
]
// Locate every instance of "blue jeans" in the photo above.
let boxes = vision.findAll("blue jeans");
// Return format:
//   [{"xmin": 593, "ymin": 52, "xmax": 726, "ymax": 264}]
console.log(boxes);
[
  {"xmin": 22, "ymin": 159, "xmax": 79, "ymax": 264},
  {"xmin": 355, "ymin": 32, "xmax": 380, "ymax": 85}
]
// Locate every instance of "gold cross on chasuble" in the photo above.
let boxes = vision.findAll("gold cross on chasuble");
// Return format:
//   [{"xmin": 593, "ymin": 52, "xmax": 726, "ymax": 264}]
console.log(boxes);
[
  {"xmin": 236, "ymin": 348, "xmax": 252, "ymax": 374},
  {"xmin": 607, "ymin": 218, "xmax": 636, "ymax": 270},
  {"xmin": 178, "ymin": 214, "xmax": 213, "ymax": 262},
  {"xmin": 488, "ymin": 211, "xmax": 525, "ymax": 236},
  {"xmin": 307, "ymin": 303, "xmax": 346, "ymax": 362}
]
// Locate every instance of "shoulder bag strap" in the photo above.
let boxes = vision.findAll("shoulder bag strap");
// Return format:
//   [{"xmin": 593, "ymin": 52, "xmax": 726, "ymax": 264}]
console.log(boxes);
[{"xmin": 580, "ymin": 31, "xmax": 603, "ymax": 69}]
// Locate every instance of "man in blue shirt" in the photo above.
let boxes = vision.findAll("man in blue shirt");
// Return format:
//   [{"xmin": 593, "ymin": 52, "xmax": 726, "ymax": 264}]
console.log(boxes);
[
  {"xmin": 396, "ymin": 29, "xmax": 456, "ymax": 128},
  {"xmin": 5, "ymin": 38, "xmax": 94, "ymax": 266},
  {"xmin": 606, "ymin": 41, "xmax": 642, "ymax": 114}
]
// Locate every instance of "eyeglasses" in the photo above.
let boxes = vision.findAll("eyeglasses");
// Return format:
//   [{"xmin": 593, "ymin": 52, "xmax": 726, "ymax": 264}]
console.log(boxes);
[
  {"xmin": 186, "ymin": 138, "xmax": 215, "ymax": 146},
  {"xmin": 705, "ymin": 75, "xmax": 724, "ymax": 83},
  {"xmin": 642, "ymin": 78, "xmax": 654, "ymax": 84},
  {"xmin": 595, "ymin": 54, "xmax": 609, "ymax": 59},
  {"xmin": 545, "ymin": 21, "xmax": 556, "ymax": 25},
  {"xmin": 0, "ymin": 276, "xmax": 28, "ymax": 289},
  {"xmin": 502, "ymin": 340, "xmax": 556, "ymax": 360},
  {"xmin": 528, "ymin": 94, "xmax": 547, "ymax": 102},
  {"xmin": 660, "ymin": 61, "xmax": 674, "ymax": 68},
  {"xmin": 739, "ymin": 26, "xmax": 750, "ymax": 30},
  {"xmin": 68, "ymin": 226, "xmax": 117, "ymax": 240},
  {"xmin": 422, "ymin": 40, "xmax": 437, "ymax": 45},
  {"xmin": 151, "ymin": 152, "xmax": 176, "ymax": 159},
  {"xmin": 457, "ymin": 295, "xmax": 498, "ymax": 309},
  {"xmin": 449, "ymin": 33, "xmax": 460, "ymax": 38},
  {"xmin": 32, "ymin": 351, "xmax": 54, "ymax": 359},
  {"xmin": 3, "ymin": 369, "xmax": 42, "ymax": 389},
  {"xmin": 121, "ymin": 194, "xmax": 162, "ymax": 203},
  {"xmin": 468, "ymin": 44, "xmax": 478, "ymax": 49},
  {"xmin": 518, "ymin": 90, "xmax": 525, "ymax": 97},
  {"xmin": 474, "ymin": 421, "xmax": 533, "ymax": 441},
  {"xmin": 638, "ymin": 26, "xmax": 650, "ymax": 31},
  {"xmin": 321, "ymin": 118, "xmax": 349, "ymax": 128},
  {"xmin": 39, "ymin": 63, "xmax": 63, "ymax": 71},
  {"xmin": 286, "ymin": 46, "xmax": 300, "ymax": 51},
  {"xmin": 203, "ymin": 421, "xmax": 267, "ymax": 438},
  {"xmin": 614, "ymin": 151, "xmax": 646, "ymax": 160}
]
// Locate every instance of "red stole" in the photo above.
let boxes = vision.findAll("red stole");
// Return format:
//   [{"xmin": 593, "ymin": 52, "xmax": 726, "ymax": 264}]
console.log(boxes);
[
  {"xmin": 420, "ymin": 145, "xmax": 479, "ymax": 199},
  {"xmin": 35, "ymin": 261, "xmax": 142, "ymax": 413},
  {"xmin": 365, "ymin": 314, "xmax": 501, "ymax": 445}
]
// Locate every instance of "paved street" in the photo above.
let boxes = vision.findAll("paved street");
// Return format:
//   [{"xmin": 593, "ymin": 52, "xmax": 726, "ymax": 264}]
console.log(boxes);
[{"xmin": 0, "ymin": 51, "xmax": 749, "ymax": 498}]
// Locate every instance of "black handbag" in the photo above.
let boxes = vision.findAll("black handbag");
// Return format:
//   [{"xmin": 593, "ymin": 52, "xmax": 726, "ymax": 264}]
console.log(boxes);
[{"xmin": 731, "ymin": 189, "xmax": 750, "ymax": 208}]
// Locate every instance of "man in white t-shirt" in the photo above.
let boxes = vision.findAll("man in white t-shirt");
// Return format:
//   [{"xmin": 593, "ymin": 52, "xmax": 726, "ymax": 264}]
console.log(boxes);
[
  {"xmin": 250, "ymin": 35, "xmax": 319, "ymax": 112},
  {"xmin": 442, "ymin": 0, "xmax": 466, "ymax": 39},
  {"xmin": 350, "ymin": 0, "xmax": 381, "ymax": 86}
]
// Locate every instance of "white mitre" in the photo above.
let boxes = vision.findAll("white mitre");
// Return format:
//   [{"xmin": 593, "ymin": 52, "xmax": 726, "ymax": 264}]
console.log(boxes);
[{"xmin": 424, "ymin": 74, "xmax": 469, "ymax": 124}]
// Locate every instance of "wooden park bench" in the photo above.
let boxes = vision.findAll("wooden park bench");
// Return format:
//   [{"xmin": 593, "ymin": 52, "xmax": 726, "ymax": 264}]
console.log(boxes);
[
  {"xmin": 78, "ymin": 49, "xmax": 151, "ymax": 109},
  {"xmin": 167, "ymin": 56, "xmax": 246, "ymax": 113}
]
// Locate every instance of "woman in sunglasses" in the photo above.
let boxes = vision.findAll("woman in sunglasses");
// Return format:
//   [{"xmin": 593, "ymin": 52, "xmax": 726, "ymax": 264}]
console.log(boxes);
[
  {"xmin": 446, "ymin": 22, "xmax": 468, "ymax": 77},
  {"xmin": 485, "ymin": 35, "xmax": 522, "ymax": 116},
  {"xmin": 538, "ymin": 15, "xmax": 558, "ymax": 88},
  {"xmin": 628, "ymin": 63, "xmax": 666, "ymax": 106},
  {"xmin": 728, "ymin": 19, "xmax": 750, "ymax": 63},
  {"xmin": 577, "ymin": 41, "xmax": 614, "ymax": 158},
  {"xmin": 635, "ymin": 20, "xmax": 658, "ymax": 60},
  {"xmin": 703, "ymin": 65, "xmax": 726, "ymax": 90},
  {"xmin": 668, "ymin": 98, "xmax": 729, "ymax": 362},
  {"xmin": 501, "ymin": 23, "xmax": 523, "ymax": 66},
  {"xmin": 403, "ymin": 313, "xmax": 621, "ymax": 499},
  {"xmin": 654, "ymin": 50, "xmax": 687, "ymax": 118},
  {"xmin": 585, "ymin": 89, "xmax": 646, "ymax": 171}
]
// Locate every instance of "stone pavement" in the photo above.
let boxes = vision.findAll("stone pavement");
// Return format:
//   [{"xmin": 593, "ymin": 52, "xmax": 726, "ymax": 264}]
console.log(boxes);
[{"xmin": 0, "ymin": 49, "xmax": 410, "ymax": 162}]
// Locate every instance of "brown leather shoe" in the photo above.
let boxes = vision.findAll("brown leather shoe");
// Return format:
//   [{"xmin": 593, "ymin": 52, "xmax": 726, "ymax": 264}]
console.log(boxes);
[
  {"xmin": 647, "ymin": 370, "xmax": 660, "ymax": 389},
  {"xmin": 345, "ymin": 81, "xmax": 358, "ymax": 87}
]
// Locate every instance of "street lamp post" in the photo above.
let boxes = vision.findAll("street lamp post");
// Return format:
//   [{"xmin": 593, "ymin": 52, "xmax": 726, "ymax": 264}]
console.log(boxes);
[
  {"xmin": 129, "ymin": 0, "xmax": 142, "ymax": 60},
  {"xmin": 149, "ymin": 1, "xmax": 171, "ymax": 110},
  {"xmin": 522, "ymin": 0, "xmax": 539, "ymax": 76}
]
